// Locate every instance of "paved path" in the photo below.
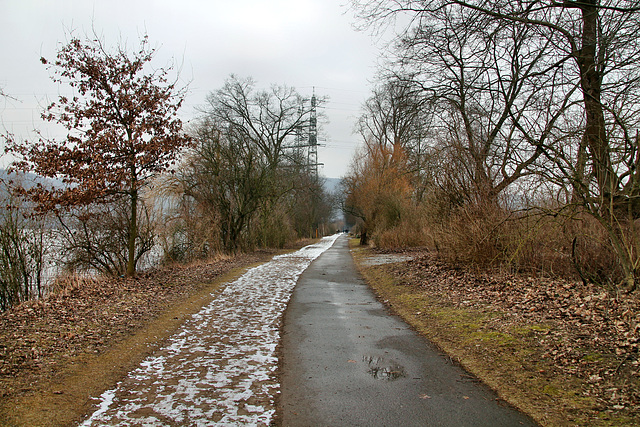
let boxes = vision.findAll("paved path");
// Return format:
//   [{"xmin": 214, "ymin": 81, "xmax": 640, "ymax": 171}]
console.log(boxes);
[
  {"xmin": 279, "ymin": 235, "xmax": 537, "ymax": 426},
  {"xmin": 80, "ymin": 235, "xmax": 340, "ymax": 426}
]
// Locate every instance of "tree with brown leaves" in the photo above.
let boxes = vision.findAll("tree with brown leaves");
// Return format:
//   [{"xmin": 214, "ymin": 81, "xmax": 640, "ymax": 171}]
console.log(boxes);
[{"xmin": 5, "ymin": 34, "xmax": 191, "ymax": 277}]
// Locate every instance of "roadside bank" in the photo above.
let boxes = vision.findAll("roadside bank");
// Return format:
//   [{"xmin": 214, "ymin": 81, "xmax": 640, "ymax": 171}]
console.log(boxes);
[
  {"xmin": 0, "ymin": 249, "xmax": 283, "ymax": 426},
  {"xmin": 350, "ymin": 240, "xmax": 640, "ymax": 426}
]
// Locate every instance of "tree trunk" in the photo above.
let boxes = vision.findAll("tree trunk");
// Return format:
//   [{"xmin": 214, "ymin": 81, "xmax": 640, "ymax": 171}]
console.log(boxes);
[
  {"xmin": 127, "ymin": 189, "xmax": 138, "ymax": 277},
  {"xmin": 606, "ymin": 224, "xmax": 636, "ymax": 292},
  {"xmin": 572, "ymin": 133, "xmax": 589, "ymax": 204},
  {"xmin": 360, "ymin": 229, "xmax": 369, "ymax": 246},
  {"xmin": 577, "ymin": 1, "xmax": 615, "ymax": 201}
]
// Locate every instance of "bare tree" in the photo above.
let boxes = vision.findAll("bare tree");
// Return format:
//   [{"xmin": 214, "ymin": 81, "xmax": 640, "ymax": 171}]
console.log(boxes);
[
  {"xmin": 393, "ymin": 5, "xmax": 564, "ymax": 200},
  {"xmin": 180, "ymin": 117, "xmax": 273, "ymax": 252},
  {"xmin": 203, "ymin": 75, "xmax": 318, "ymax": 171},
  {"xmin": 171, "ymin": 76, "xmax": 329, "ymax": 252},
  {"xmin": 352, "ymin": 0, "xmax": 640, "ymax": 289},
  {"xmin": 0, "ymin": 184, "xmax": 47, "ymax": 311},
  {"xmin": 357, "ymin": 79, "xmax": 432, "ymax": 201}
]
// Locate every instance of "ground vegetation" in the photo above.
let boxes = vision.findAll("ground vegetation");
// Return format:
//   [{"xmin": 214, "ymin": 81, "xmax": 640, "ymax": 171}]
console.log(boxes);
[
  {"xmin": 353, "ymin": 243, "xmax": 640, "ymax": 425},
  {"xmin": 0, "ymin": 249, "xmax": 282, "ymax": 426}
]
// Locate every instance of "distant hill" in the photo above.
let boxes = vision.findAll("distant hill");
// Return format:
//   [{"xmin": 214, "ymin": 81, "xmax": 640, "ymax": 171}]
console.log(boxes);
[
  {"xmin": 0, "ymin": 169, "xmax": 345, "ymax": 203},
  {"xmin": 0, "ymin": 169, "xmax": 63, "ymax": 190},
  {"xmin": 323, "ymin": 177, "xmax": 342, "ymax": 195}
]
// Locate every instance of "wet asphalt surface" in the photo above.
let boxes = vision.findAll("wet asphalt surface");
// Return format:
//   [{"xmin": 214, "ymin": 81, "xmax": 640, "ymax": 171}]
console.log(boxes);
[{"xmin": 279, "ymin": 235, "xmax": 538, "ymax": 426}]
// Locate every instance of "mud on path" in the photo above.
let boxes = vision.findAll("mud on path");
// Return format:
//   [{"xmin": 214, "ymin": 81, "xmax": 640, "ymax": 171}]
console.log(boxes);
[{"xmin": 0, "ymin": 238, "xmax": 324, "ymax": 426}]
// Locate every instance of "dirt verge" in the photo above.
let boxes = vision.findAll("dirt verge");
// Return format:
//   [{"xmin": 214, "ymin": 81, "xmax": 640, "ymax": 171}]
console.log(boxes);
[
  {"xmin": 350, "ymin": 240, "xmax": 640, "ymax": 426},
  {"xmin": 0, "ymin": 249, "xmax": 284, "ymax": 427}
]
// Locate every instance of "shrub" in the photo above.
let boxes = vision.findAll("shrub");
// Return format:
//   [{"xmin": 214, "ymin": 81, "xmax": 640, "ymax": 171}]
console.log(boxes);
[
  {"xmin": 373, "ymin": 202, "xmax": 430, "ymax": 248},
  {"xmin": 0, "ymin": 194, "xmax": 47, "ymax": 311},
  {"xmin": 56, "ymin": 197, "xmax": 155, "ymax": 276}
]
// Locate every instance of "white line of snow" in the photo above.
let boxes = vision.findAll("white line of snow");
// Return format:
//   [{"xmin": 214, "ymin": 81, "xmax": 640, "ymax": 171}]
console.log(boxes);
[{"xmin": 80, "ymin": 234, "xmax": 340, "ymax": 427}]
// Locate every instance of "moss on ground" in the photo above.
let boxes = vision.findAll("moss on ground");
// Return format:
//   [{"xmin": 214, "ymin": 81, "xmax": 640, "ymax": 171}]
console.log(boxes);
[{"xmin": 349, "ymin": 241, "xmax": 618, "ymax": 426}]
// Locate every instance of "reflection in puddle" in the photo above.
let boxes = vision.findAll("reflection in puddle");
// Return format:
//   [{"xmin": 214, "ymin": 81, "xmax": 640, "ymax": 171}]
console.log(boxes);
[{"xmin": 363, "ymin": 356, "xmax": 406, "ymax": 380}]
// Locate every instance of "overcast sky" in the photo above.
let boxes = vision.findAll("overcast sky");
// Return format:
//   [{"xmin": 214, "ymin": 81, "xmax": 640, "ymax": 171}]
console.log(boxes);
[{"xmin": 0, "ymin": 0, "xmax": 387, "ymax": 178}]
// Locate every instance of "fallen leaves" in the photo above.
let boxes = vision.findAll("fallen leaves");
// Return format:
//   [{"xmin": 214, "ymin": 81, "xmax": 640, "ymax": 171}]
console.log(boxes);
[
  {"xmin": 373, "ymin": 248, "xmax": 640, "ymax": 424},
  {"xmin": 0, "ymin": 251, "xmax": 272, "ymax": 403}
]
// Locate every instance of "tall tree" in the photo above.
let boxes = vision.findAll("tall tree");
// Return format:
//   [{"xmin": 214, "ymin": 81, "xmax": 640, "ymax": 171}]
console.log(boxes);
[
  {"xmin": 4, "ymin": 34, "xmax": 191, "ymax": 277},
  {"xmin": 173, "ymin": 76, "xmax": 325, "ymax": 252},
  {"xmin": 352, "ymin": 0, "xmax": 640, "ymax": 289},
  {"xmin": 357, "ymin": 79, "xmax": 432, "ymax": 201},
  {"xmin": 203, "ymin": 75, "xmax": 317, "ymax": 172}
]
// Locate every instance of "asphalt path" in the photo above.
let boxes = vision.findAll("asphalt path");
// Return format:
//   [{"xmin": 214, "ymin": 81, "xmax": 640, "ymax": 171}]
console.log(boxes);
[{"xmin": 279, "ymin": 235, "xmax": 538, "ymax": 426}]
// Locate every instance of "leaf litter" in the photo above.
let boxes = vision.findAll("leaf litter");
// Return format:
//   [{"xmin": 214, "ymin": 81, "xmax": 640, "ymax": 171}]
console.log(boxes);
[
  {"xmin": 361, "ymin": 247, "xmax": 640, "ymax": 425},
  {"xmin": 1, "ymin": 252, "xmax": 272, "ymax": 402}
]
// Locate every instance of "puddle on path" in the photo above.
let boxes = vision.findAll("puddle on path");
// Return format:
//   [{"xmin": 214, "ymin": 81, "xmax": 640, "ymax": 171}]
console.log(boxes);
[{"xmin": 363, "ymin": 355, "xmax": 406, "ymax": 380}]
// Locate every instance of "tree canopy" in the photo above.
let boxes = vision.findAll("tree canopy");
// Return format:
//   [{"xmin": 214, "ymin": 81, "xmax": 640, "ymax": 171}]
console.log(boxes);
[{"xmin": 4, "ymin": 34, "xmax": 191, "ymax": 276}]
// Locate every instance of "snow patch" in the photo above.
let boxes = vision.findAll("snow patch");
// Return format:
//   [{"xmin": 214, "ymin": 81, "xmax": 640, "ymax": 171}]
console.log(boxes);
[
  {"xmin": 361, "ymin": 253, "xmax": 415, "ymax": 266},
  {"xmin": 80, "ymin": 234, "xmax": 339, "ymax": 426}
]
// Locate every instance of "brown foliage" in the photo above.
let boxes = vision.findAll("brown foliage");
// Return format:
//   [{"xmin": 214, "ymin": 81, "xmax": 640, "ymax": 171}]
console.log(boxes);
[
  {"xmin": 6, "ymin": 35, "xmax": 191, "ymax": 211},
  {"xmin": 343, "ymin": 138, "xmax": 420, "ymax": 246},
  {"xmin": 428, "ymin": 199, "xmax": 627, "ymax": 284},
  {"xmin": 4, "ymin": 34, "xmax": 191, "ymax": 276}
]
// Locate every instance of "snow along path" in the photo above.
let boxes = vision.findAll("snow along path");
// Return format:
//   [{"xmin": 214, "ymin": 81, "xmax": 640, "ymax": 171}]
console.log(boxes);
[{"xmin": 80, "ymin": 235, "xmax": 340, "ymax": 426}]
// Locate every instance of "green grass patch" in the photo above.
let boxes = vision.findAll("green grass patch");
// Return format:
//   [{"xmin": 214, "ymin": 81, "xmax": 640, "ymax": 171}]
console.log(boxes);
[
  {"xmin": 470, "ymin": 329, "xmax": 516, "ymax": 346},
  {"xmin": 512, "ymin": 324, "xmax": 552, "ymax": 336},
  {"xmin": 582, "ymin": 352, "xmax": 604, "ymax": 362},
  {"xmin": 543, "ymin": 384, "xmax": 561, "ymax": 396}
]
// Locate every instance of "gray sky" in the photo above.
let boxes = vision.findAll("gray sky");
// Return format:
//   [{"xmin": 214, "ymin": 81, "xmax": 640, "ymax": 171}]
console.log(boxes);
[{"xmin": 0, "ymin": 0, "xmax": 385, "ymax": 178}]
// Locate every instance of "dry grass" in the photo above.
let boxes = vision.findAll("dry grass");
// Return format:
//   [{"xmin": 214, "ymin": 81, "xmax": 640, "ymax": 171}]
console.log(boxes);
[
  {"xmin": 368, "ymin": 202, "xmax": 431, "ymax": 249},
  {"xmin": 421, "ymin": 201, "xmax": 627, "ymax": 287}
]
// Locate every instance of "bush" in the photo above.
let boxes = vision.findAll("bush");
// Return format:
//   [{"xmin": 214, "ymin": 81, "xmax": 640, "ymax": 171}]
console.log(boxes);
[
  {"xmin": 427, "ymin": 196, "xmax": 628, "ymax": 286},
  {"xmin": 432, "ymin": 200, "xmax": 511, "ymax": 266},
  {"xmin": 248, "ymin": 204, "xmax": 297, "ymax": 250},
  {"xmin": 156, "ymin": 201, "xmax": 222, "ymax": 264},
  {"xmin": 56, "ymin": 197, "xmax": 155, "ymax": 276},
  {"xmin": 565, "ymin": 214, "xmax": 626, "ymax": 288},
  {"xmin": 0, "ymin": 196, "xmax": 47, "ymax": 311},
  {"xmin": 373, "ymin": 202, "xmax": 430, "ymax": 248}
]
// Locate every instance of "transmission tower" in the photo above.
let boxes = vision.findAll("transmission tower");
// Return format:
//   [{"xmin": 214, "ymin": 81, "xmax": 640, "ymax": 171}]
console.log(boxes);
[
  {"xmin": 307, "ymin": 91, "xmax": 319, "ymax": 178},
  {"xmin": 294, "ymin": 106, "xmax": 305, "ymax": 166},
  {"xmin": 290, "ymin": 89, "xmax": 322, "ymax": 177}
]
